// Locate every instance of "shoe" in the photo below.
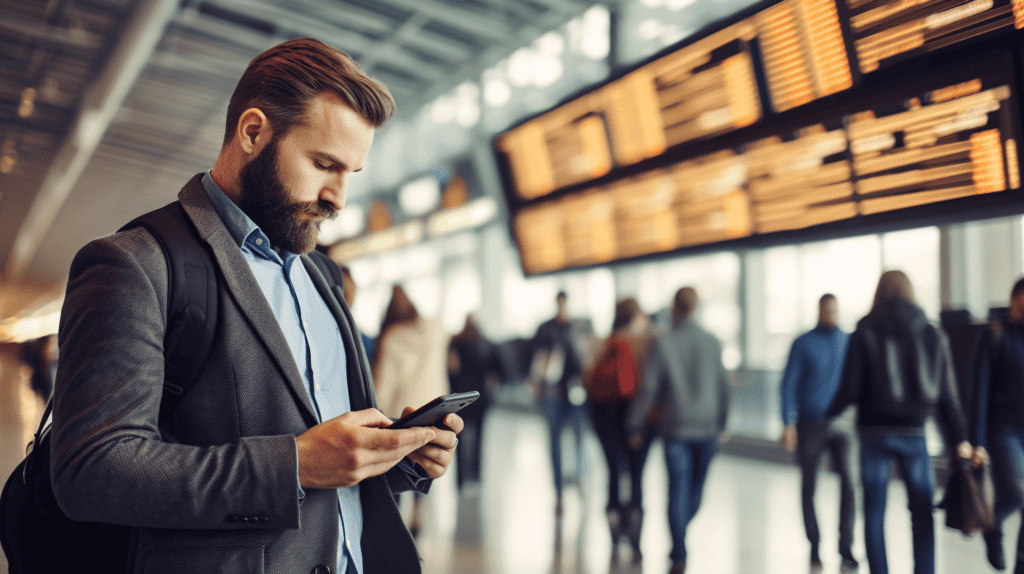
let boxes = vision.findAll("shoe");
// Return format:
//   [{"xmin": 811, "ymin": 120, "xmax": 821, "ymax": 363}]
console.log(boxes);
[
  {"xmin": 840, "ymin": 557, "xmax": 859, "ymax": 572},
  {"xmin": 809, "ymin": 561, "xmax": 823, "ymax": 574},
  {"xmin": 626, "ymin": 506, "xmax": 644, "ymax": 553},
  {"xmin": 1014, "ymin": 559, "xmax": 1024, "ymax": 574},
  {"xmin": 985, "ymin": 530, "xmax": 1006, "ymax": 571},
  {"xmin": 668, "ymin": 561, "xmax": 685, "ymax": 574},
  {"xmin": 606, "ymin": 507, "xmax": 622, "ymax": 544}
]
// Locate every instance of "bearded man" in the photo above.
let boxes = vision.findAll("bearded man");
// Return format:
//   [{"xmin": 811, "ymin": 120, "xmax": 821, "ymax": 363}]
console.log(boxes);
[{"xmin": 50, "ymin": 38, "xmax": 461, "ymax": 574}]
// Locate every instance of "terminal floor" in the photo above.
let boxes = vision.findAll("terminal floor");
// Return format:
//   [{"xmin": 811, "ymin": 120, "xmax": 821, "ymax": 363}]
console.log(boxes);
[
  {"xmin": 0, "ymin": 407, "xmax": 1013, "ymax": 574},
  {"xmin": 412, "ymin": 407, "xmax": 1010, "ymax": 574}
]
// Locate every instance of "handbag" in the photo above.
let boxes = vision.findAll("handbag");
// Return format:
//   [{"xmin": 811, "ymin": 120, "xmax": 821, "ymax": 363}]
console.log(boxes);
[{"xmin": 938, "ymin": 458, "xmax": 995, "ymax": 535}]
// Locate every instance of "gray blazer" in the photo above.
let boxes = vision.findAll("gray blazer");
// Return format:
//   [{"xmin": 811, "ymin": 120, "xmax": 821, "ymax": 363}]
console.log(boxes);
[
  {"xmin": 51, "ymin": 174, "xmax": 426, "ymax": 574},
  {"xmin": 627, "ymin": 319, "xmax": 730, "ymax": 440}
]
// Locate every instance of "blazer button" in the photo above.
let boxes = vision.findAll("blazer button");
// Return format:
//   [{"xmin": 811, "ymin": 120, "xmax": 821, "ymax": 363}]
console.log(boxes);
[
  {"xmin": 311, "ymin": 566, "xmax": 331, "ymax": 574},
  {"xmin": 241, "ymin": 516, "xmax": 251, "ymax": 524},
  {"xmin": 258, "ymin": 516, "xmax": 269, "ymax": 525},
  {"xmin": 225, "ymin": 515, "xmax": 239, "ymax": 523}
]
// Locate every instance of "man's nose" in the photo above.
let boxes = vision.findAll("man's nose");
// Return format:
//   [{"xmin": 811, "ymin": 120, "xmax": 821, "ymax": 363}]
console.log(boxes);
[{"xmin": 321, "ymin": 176, "xmax": 347, "ymax": 211}]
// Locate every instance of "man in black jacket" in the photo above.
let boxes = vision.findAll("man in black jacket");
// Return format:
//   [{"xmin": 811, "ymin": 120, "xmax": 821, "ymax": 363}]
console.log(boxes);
[{"xmin": 972, "ymin": 277, "xmax": 1024, "ymax": 572}]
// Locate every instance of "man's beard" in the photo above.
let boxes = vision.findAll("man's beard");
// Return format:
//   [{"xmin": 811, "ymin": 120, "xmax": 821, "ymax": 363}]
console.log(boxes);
[{"xmin": 237, "ymin": 138, "xmax": 337, "ymax": 254}]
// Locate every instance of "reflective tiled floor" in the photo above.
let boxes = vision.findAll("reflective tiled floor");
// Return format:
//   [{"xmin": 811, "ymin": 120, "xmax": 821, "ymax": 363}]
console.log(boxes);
[
  {"xmin": 0, "ymin": 401, "xmax": 1013, "ymax": 573},
  {"xmin": 412, "ymin": 407, "xmax": 1012, "ymax": 574}
]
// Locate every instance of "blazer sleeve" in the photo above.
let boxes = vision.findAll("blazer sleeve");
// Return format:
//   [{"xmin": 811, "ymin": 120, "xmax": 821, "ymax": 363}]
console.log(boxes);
[{"xmin": 51, "ymin": 230, "xmax": 301, "ymax": 530}]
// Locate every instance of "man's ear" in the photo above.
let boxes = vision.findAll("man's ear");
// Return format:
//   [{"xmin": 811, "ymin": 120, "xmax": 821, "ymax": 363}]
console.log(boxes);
[{"xmin": 236, "ymin": 108, "xmax": 270, "ymax": 154}]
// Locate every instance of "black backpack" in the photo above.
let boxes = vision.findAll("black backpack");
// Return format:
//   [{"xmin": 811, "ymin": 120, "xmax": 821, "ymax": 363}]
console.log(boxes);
[{"xmin": 0, "ymin": 202, "xmax": 219, "ymax": 574}]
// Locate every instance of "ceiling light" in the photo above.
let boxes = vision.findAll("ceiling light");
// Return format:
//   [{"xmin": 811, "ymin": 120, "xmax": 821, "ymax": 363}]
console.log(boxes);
[
  {"xmin": 536, "ymin": 32, "xmax": 565, "ymax": 56},
  {"xmin": 18, "ymin": 88, "xmax": 37, "ymax": 118},
  {"xmin": 484, "ymin": 76, "xmax": 511, "ymax": 107},
  {"xmin": 399, "ymin": 176, "xmax": 441, "ymax": 216},
  {"xmin": 580, "ymin": 6, "xmax": 611, "ymax": 60}
]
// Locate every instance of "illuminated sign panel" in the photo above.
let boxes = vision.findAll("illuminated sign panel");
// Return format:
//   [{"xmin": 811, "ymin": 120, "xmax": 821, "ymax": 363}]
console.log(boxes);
[
  {"xmin": 511, "ymin": 62, "xmax": 1020, "ymax": 275},
  {"xmin": 847, "ymin": 0, "xmax": 1021, "ymax": 73},
  {"xmin": 497, "ymin": 0, "xmax": 1024, "ymax": 275}
]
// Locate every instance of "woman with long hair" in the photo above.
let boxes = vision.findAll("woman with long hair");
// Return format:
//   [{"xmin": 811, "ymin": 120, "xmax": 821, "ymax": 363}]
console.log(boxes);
[
  {"xmin": 372, "ymin": 284, "xmax": 450, "ymax": 537},
  {"xmin": 827, "ymin": 270, "xmax": 978, "ymax": 574},
  {"xmin": 586, "ymin": 297, "xmax": 655, "ymax": 562}
]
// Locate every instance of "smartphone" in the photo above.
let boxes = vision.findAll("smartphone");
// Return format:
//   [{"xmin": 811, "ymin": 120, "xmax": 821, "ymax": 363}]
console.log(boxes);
[{"xmin": 388, "ymin": 391, "xmax": 480, "ymax": 430}]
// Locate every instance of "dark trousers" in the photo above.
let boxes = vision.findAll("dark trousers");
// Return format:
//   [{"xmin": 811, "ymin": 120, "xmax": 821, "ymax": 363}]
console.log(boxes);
[
  {"xmin": 861, "ymin": 433, "xmax": 935, "ymax": 574},
  {"xmin": 664, "ymin": 437, "xmax": 716, "ymax": 562},
  {"xmin": 797, "ymin": 419, "xmax": 855, "ymax": 560},
  {"xmin": 541, "ymin": 397, "xmax": 586, "ymax": 496},
  {"xmin": 590, "ymin": 400, "xmax": 652, "ymax": 511},
  {"xmin": 456, "ymin": 408, "xmax": 486, "ymax": 489},
  {"xmin": 990, "ymin": 425, "xmax": 1024, "ymax": 564}
]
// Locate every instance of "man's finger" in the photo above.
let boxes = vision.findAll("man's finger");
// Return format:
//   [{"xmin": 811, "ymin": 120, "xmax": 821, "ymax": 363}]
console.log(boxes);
[
  {"xmin": 364, "ymin": 425, "xmax": 436, "ymax": 452},
  {"xmin": 335, "ymin": 408, "xmax": 395, "ymax": 428},
  {"xmin": 430, "ymin": 429, "xmax": 459, "ymax": 450},
  {"xmin": 441, "ymin": 413, "xmax": 465, "ymax": 434}
]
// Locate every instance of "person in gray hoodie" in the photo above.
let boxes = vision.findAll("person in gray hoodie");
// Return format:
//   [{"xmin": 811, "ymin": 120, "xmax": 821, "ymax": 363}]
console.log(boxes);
[{"xmin": 627, "ymin": 286, "xmax": 730, "ymax": 574}]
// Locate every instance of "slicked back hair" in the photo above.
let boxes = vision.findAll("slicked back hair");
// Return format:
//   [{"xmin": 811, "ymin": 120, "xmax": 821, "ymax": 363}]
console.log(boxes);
[{"xmin": 224, "ymin": 37, "xmax": 395, "ymax": 145}]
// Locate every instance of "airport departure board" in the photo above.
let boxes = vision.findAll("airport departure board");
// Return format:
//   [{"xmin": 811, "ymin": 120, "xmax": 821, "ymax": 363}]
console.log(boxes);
[
  {"xmin": 497, "ymin": 0, "xmax": 1024, "ymax": 275},
  {"xmin": 847, "ymin": 0, "xmax": 1024, "ymax": 74}
]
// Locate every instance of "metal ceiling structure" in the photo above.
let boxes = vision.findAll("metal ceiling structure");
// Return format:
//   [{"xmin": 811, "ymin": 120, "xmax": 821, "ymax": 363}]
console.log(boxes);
[{"xmin": 0, "ymin": 0, "xmax": 595, "ymax": 321}]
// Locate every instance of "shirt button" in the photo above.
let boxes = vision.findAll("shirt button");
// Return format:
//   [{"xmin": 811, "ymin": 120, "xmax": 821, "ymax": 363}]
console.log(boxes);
[
  {"xmin": 254, "ymin": 238, "xmax": 264, "ymax": 246},
  {"xmin": 303, "ymin": 320, "xmax": 309, "ymax": 329},
  {"xmin": 346, "ymin": 539, "xmax": 352, "ymax": 551}
]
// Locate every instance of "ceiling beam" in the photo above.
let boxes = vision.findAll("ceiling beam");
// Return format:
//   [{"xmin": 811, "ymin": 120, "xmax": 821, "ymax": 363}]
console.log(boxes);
[
  {"xmin": 372, "ymin": 0, "xmax": 513, "ymax": 43},
  {"xmin": 0, "ymin": 7, "xmax": 106, "ymax": 51},
  {"xmin": 5, "ymin": 0, "xmax": 180, "ymax": 282},
  {"xmin": 204, "ymin": 0, "xmax": 448, "ymax": 80}
]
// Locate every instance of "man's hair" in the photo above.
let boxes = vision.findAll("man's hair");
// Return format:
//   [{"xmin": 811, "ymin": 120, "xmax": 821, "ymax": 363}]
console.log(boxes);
[
  {"xmin": 224, "ymin": 37, "xmax": 396, "ymax": 144},
  {"xmin": 819, "ymin": 293, "xmax": 836, "ymax": 306},
  {"xmin": 1012, "ymin": 276, "xmax": 1024, "ymax": 299},
  {"xmin": 871, "ymin": 270, "xmax": 915, "ymax": 314},
  {"xmin": 556, "ymin": 291, "xmax": 568, "ymax": 302},
  {"xmin": 673, "ymin": 287, "xmax": 699, "ymax": 320}
]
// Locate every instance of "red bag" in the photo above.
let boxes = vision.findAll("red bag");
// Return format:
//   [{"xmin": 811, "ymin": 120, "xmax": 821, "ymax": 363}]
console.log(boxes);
[{"xmin": 587, "ymin": 339, "xmax": 638, "ymax": 401}]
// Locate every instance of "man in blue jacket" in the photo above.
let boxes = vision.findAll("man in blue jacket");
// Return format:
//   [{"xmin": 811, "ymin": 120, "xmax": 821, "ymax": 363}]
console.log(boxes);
[{"xmin": 779, "ymin": 294, "xmax": 858, "ymax": 573}]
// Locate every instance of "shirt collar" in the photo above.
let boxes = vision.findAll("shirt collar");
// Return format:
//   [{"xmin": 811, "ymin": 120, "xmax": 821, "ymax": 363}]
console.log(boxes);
[{"xmin": 200, "ymin": 170, "xmax": 289, "ymax": 263}]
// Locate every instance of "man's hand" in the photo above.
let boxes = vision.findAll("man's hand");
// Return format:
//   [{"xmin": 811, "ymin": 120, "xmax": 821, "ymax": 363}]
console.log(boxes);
[
  {"xmin": 296, "ymin": 409, "xmax": 436, "ymax": 489},
  {"xmin": 401, "ymin": 409, "xmax": 464, "ymax": 479},
  {"xmin": 780, "ymin": 424, "xmax": 798, "ymax": 452},
  {"xmin": 971, "ymin": 445, "xmax": 990, "ymax": 468},
  {"xmin": 956, "ymin": 440, "xmax": 974, "ymax": 461}
]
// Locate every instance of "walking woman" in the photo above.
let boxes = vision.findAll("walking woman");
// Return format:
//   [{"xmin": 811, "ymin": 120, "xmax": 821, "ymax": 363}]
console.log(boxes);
[
  {"xmin": 373, "ymin": 285, "xmax": 450, "ymax": 537},
  {"xmin": 585, "ymin": 298, "xmax": 655, "ymax": 561},
  {"xmin": 827, "ymin": 270, "xmax": 978, "ymax": 574}
]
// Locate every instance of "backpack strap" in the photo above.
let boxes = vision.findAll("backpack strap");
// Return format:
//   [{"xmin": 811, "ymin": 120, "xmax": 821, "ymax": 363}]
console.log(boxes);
[
  {"xmin": 302, "ymin": 250, "xmax": 377, "ymax": 410},
  {"xmin": 118, "ymin": 202, "xmax": 219, "ymax": 420}
]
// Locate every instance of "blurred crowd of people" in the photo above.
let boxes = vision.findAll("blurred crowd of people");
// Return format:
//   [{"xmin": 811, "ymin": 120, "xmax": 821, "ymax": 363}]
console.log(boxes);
[{"xmin": 17, "ymin": 267, "xmax": 1024, "ymax": 574}]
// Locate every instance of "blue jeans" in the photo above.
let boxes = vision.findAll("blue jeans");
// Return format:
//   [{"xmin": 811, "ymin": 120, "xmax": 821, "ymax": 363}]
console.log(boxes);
[
  {"xmin": 990, "ymin": 426, "xmax": 1024, "ymax": 563},
  {"xmin": 860, "ymin": 434, "xmax": 935, "ymax": 574},
  {"xmin": 664, "ymin": 438, "xmax": 716, "ymax": 562},
  {"xmin": 541, "ymin": 397, "xmax": 586, "ymax": 497}
]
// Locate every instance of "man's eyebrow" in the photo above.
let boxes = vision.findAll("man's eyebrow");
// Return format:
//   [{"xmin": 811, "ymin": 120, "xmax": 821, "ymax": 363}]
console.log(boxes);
[{"xmin": 312, "ymin": 151, "xmax": 363, "ymax": 172}]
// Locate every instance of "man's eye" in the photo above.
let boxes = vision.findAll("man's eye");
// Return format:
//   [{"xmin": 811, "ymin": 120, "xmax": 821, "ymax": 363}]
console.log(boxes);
[{"xmin": 315, "ymin": 162, "xmax": 330, "ymax": 170}]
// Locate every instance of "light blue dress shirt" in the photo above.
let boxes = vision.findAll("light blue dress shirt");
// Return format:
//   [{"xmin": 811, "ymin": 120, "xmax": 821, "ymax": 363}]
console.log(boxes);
[{"xmin": 201, "ymin": 171, "xmax": 363, "ymax": 574}]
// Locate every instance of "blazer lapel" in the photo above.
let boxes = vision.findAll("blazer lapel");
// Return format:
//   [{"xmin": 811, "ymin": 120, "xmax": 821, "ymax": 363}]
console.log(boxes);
[{"xmin": 176, "ymin": 174, "xmax": 319, "ymax": 424}]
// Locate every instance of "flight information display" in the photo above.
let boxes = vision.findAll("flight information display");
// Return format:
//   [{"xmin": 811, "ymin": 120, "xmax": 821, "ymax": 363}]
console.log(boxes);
[
  {"xmin": 847, "ymin": 0, "xmax": 1024, "ymax": 74},
  {"xmin": 511, "ymin": 62, "xmax": 1020, "ymax": 275},
  {"xmin": 495, "ymin": 0, "xmax": 861, "ymax": 202}
]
